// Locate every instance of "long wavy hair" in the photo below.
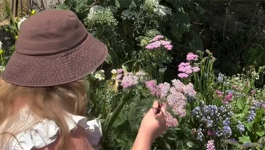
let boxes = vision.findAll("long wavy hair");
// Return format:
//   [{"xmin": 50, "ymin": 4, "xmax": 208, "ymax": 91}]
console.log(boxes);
[{"xmin": 0, "ymin": 78, "xmax": 88, "ymax": 150}]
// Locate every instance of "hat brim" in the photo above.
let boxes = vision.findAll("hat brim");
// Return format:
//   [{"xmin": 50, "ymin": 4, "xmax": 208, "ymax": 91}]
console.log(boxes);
[{"xmin": 2, "ymin": 33, "xmax": 108, "ymax": 87}]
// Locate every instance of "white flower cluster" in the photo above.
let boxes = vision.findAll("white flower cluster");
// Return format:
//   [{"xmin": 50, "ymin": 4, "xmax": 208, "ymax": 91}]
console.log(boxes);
[
  {"xmin": 155, "ymin": 5, "xmax": 172, "ymax": 17},
  {"xmin": 111, "ymin": 69, "xmax": 117, "ymax": 74},
  {"xmin": 142, "ymin": 0, "xmax": 171, "ymax": 17},
  {"xmin": 89, "ymin": 5, "xmax": 105, "ymax": 14},
  {"xmin": 143, "ymin": 0, "xmax": 159, "ymax": 10},
  {"xmin": 87, "ymin": 5, "xmax": 118, "ymax": 27},
  {"xmin": 121, "ymin": 9, "xmax": 137, "ymax": 20},
  {"xmin": 0, "ymin": 41, "xmax": 2, "ymax": 50},
  {"xmin": 0, "ymin": 66, "xmax": 5, "ymax": 72},
  {"xmin": 94, "ymin": 70, "xmax": 105, "ymax": 81}
]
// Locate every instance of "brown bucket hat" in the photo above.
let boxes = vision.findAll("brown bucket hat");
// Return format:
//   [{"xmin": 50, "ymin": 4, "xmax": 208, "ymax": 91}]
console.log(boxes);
[{"xmin": 2, "ymin": 9, "xmax": 108, "ymax": 87}]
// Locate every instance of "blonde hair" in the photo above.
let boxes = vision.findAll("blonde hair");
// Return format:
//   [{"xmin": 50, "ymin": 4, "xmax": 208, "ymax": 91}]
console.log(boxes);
[{"xmin": 0, "ymin": 78, "xmax": 88, "ymax": 150}]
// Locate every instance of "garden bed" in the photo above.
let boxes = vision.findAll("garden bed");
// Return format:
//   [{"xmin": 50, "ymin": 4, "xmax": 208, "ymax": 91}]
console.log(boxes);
[
  {"xmin": 1, "ymin": 0, "xmax": 265, "ymax": 150},
  {"xmin": 0, "ymin": 25, "xmax": 13, "ymax": 52}
]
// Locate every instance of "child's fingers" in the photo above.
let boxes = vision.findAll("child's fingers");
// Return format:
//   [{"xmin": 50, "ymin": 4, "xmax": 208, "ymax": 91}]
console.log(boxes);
[
  {"xmin": 152, "ymin": 101, "xmax": 159, "ymax": 107},
  {"xmin": 160, "ymin": 104, "xmax": 166, "ymax": 114}
]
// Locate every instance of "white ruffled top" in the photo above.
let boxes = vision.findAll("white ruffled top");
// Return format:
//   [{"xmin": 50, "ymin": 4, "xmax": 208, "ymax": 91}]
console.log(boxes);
[{"xmin": 1, "ymin": 107, "xmax": 102, "ymax": 150}]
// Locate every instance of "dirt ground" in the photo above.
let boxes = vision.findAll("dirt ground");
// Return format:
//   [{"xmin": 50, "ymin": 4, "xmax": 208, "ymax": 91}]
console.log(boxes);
[{"xmin": 0, "ymin": 3, "xmax": 5, "ymax": 22}]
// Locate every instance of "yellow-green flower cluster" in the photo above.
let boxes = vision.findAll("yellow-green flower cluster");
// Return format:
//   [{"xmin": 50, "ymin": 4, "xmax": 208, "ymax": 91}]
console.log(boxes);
[
  {"xmin": 0, "ymin": 41, "xmax": 4, "ymax": 61},
  {"xmin": 111, "ymin": 69, "xmax": 117, "ymax": 80}
]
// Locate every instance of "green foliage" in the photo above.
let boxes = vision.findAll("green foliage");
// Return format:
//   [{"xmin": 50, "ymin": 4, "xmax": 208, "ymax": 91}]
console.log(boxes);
[
  {"xmin": 2, "ymin": 1, "xmax": 265, "ymax": 150},
  {"xmin": 248, "ymin": 43, "xmax": 265, "ymax": 67},
  {"xmin": 56, "ymin": 0, "xmax": 90, "ymax": 20},
  {"xmin": 57, "ymin": 0, "xmax": 205, "ymax": 79},
  {"xmin": 200, "ymin": 1, "xmax": 265, "ymax": 75}
]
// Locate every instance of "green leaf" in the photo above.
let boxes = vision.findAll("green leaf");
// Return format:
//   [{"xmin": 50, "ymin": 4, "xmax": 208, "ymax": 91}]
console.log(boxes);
[
  {"xmin": 189, "ymin": 32, "xmax": 203, "ymax": 51},
  {"xmin": 117, "ymin": 0, "xmax": 132, "ymax": 8},
  {"xmin": 243, "ymin": 122, "xmax": 253, "ymax": 131},
  {"xmin": 114, "ymin": 0, "xmax": 120, "ymax": 8},
  {"xmin": 195, "ymin": 5, "xmax": 205, "ymax": 15},
  {"xmin": 164, "ymin": 140, "xmax": 171, "ymax": 150},
  {"xmin": 236, "ymin": 99, "xmax": 244, "ymax": 110},
  {"xmin": 171, "ymin": 12, "xmax": 190, "ymax": 39},
  {"xmin": 238, "ymin": 136, "xmax": 251, "ymax": 143},
  {"xmin": 56, "ymin": 3, "xmax": 70, "ymax": 10},
  {"xmin": 140, "ymin": 89, "xmax": 150, "ymax": 97},
  {"xmin": 256, "ymin": 131, "xmax": 265, "ymax": 137},
  {"xmin": 115, "ymin": 0, "xmax": 142, "ymax": 9},
  {"xmin": 103, "ymin": 91, "xmax": 132, "ymax": 134}
]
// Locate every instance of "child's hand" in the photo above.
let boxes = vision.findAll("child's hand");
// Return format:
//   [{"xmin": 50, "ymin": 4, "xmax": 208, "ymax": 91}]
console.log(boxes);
[{"xmin": 139, "ymin": 101, "xmax": 168, "ymax": 140}]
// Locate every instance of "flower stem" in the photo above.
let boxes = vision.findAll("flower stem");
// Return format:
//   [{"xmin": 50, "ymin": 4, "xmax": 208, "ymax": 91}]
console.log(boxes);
[{"xmin": 103, "ymin": 91, "xmax": 132, "ymax": 135}]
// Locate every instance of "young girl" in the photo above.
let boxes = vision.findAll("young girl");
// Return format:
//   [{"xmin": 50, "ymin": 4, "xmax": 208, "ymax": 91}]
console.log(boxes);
[{"xmin": 0, "ymin": 9, "xmax": 167, "ymax": 150}]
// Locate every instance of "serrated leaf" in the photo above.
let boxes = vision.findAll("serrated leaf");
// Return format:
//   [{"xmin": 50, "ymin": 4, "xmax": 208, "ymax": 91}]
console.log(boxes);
[
  {"xmin": 171, "ymin": 12, "xmax": 190, "ymax": 39},
  {"xmin": 189, "ymin": 32, "xmax": 203, "ymax": 51},
  {"xmin": 195, "ymin": 5, "xmax": 205, "ymax": 15},
  {"xmin": 236, "ymin": 99, "xmax": 244, "ymax": 110},
  {"xmin": 243, "ymin": 122, "xmax": 253, "ymax": 131},
  {"xmin": 238, "ymin": 136, "xmax": 251, "ymax": 143},
  {"xmin": 256, "ymin": 131, "xmax": 265, "ymax": 137}
]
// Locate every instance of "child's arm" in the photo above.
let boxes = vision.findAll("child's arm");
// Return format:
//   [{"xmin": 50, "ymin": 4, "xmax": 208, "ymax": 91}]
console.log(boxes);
[
  {"xmin": 131, "ymin": 128, "xmax": 153, "ymax": 150},
  {"xmin": 132, "ymin": 101, "xmax": 167, "ymax": 150}
]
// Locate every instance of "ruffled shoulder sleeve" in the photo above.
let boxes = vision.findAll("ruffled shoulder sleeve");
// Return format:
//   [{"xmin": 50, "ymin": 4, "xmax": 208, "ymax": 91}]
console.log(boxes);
[{"xmin": 9, "ymin": 113, "xmax": 102, "ymax": 150}]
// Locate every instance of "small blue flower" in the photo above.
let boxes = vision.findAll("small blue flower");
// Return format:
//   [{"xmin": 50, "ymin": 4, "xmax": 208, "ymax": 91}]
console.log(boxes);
[
  {"xmin": 237, "ymin": 121, "xmax": 245, "ymax": 132},
  {"xmin": 228, "ymin": 112, "xmax": 234, "ymax": 117},
  {"xmin": 242, "ymin": 142, "xmax": 251, "ymax": 148},
  {"xmin": 222, "ymin": 118, "xmax": 230, "ymax": 126},
  {"xmin": 203, "ymin": 105, "xmax": 210, "ymax": 114},
  {"xmin": 197, "ymin": 128, "xmax": 204, "ymax": 141},
  {"xmin": 202, "ymin": 116, "xmax": 207, "ymax": 122},
  {"xmin": 217, "ymin": 73, "xmax": 224, "ymax": 82},
  {"xmin": 222, "ymin": 126, "xmax": 232, "ymax": 137},
  {"xmin": 216, "ymin": 130, "xmax": 223, "ymax": 137},
  {"xmin": 206, "ymin": 120, "xmax": 213, "ymax": 128},
  {"xmin": 226, "ymin": 90, "xmax": 234, "ymax": 94},
  {"xmin": 248, "ymin": 106, "xmax": 258, "ymax": 122}
]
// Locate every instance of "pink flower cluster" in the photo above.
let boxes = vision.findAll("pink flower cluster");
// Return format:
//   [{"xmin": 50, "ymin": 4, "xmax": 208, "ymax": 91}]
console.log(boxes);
[
  {"xmin": 206, "ymin": 140, "xmax": 215, "ymax": 150},
  {"xmin": 116, "ymin": 69, "xmax": 147, "ymax": 89},
  {"xmin": 222, "ymin": 93, "xmax": 233, "ymax": 103},
  {"xmin": 186, "ymin": 52, "xmax": 199, "ymax": 61},
  {"xmin": 178, "ymin": 62, "xmax": 200, "ymax": 78},
  {"xmin": 215, "ymin": 90, "xmax": 233, "ymax": 103},
  {"xmin": 216, "ymin": 90, "xmax": 224, "ymax": 98},
  {"xmin": 116, "ymin": 69, "xmax": 124, "ymax": 81},
  {"xmin": 165, "ymin": 112, "xmax": 178, "ymax": 127},
  {"xmin": 145, "ymin": 79, "xmax": 197, "ymax": 127},
  {"xmin": 145, "ymin": 35, "xmax": 172, "ymax": 50},
  {"xmin": 121, "ymin": 73, "xmax": 139, "ymax": 89}
]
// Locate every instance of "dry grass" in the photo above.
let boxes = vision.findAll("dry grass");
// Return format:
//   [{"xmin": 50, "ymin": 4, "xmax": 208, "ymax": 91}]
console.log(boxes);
[
  {"xmin": 0, "ymin": 0, "xmax": 31, "ymax": 23},
  {"xmin": 0, "ymin": 2, "xmax": 8, "ymax": 22}
]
